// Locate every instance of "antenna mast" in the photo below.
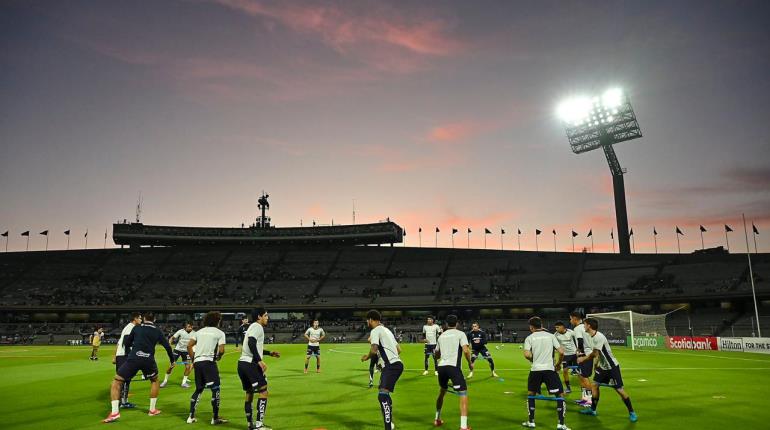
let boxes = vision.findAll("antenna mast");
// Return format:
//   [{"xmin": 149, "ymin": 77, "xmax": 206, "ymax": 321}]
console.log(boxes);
[{"xmin": 135, "ymin": 193, "xmax": 143, "ymax": 223}]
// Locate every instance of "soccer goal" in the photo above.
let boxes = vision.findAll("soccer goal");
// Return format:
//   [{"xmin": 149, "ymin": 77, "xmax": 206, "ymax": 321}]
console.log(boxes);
[{"xmin": 587, "ymin": 310, "xmax": 676, "ymax": 350}]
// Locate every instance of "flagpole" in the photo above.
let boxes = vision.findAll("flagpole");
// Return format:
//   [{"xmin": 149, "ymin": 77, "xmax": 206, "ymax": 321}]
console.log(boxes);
[
  {"xmin": 700, "ymin": 229, "xmax": 705, "ymax": 250},
  {"xmin": 435, "ymin": 230, "xmax": 438, "ymax": 248},
  {"xmin": 419, "ymin": 230, "xmax": 422, "ymax": 248},
  {"xmin": 26, "ymin": 235, "xmax": 30, "ymax": 251},
  {"xmin": 654, "ymin": 233, "xmax": 658, "ymax": 254},
  {"xmin": 484, "ymin": 233, "xmax": 487, "ymax": 249},
  {"xmin": 677, "ymin": 231, "xmax": 681, "ymax": 254},
  {"xmin": 518, "ymin": 232, "xmax": 521, "ymax": 251},
  {"xmin": 467, "ymin": 230, "xmax": 470, "ymax": 249},
  {"xmin": 753, "ymin": 221, "xmax": 758, "ymax": 254},
  {"xmin": 743, "ymin": 214, "xmax": 761, "ymax": 337},
  {"xmin": 611, "ymin": 230, "xmax": 615, "ymax": 254},
  {"xmin": 85, "ymin": 231, "xmax": 88, "ymax": 250},
  {"xmin": 591, "ymin": 236, "xmax": 594, "ymax": 252},
  {"xmin": 572, "ymin": 236, "xmax": 575, "ymax": 252},
  {"xmin": 535, "ymin": 235, "xmax": 539, "ymax": 252},
  {"xmin": 501, "ymin": 231, "xmax": 504, "ymax": 251},
  {"xmin": 45, "ymin": 235, "xmax": 49, "ymax": 251},
  {"xmin": 725, "ymin": 229, "xmax": 729, "ymax": 252},
  {"xmin": 553, "ymin": 233, "xmax": 556, "ymax": 252},
  {"xmin": 104, "ymin": 229, "xmax": 108, "ymax": 249}
]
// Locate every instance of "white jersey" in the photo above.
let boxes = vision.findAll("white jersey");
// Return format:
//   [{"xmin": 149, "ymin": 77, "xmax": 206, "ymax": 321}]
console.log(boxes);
[
  {"xmin": 305, "ymin": 327, "xmax": 325, "ymax": 346},
  {"xmin": 523, "ymin": 330, "xmax": 561, "ymax": 372},
  {"xmin": 573, "ymin": 322, "xmax": 592, "ymax": 354},
  {"xmin": 590, "ymin": 331, "xmax": 620, "ymax": 370},
  {"xmin": 115, "ymin": 323, "xmax": 135, "ymax": 357},
  {"xmin": 239, "ymin": 322, "xmax": 265, "ymax": 363},
  {"xmin": 554, "ymin": 329, "xmax": 578, "ymax": 356},
  {"xmin": 436, "ymin": 328, "xmax": 468, "ymax": 368},
  {"xmin": 423, "ymin": 324, "xmax": 442, "ymax": 345},
  {"xmin": 192, "ymin": 327, "xmax": 226, "ymax": 363},
  {"xmin": 172, "ymin": 329, "xmax": 196, "ymax": 352},
  {"xmin": 370, "ymin": 325, "xmax": 401, "ymax": 367}
]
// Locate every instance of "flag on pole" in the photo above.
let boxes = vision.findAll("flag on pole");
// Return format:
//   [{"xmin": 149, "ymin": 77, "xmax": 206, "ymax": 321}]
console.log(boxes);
[
  {"xmin": 610, "ymin": 230, "xmax": 614, "ymax": 239},
  {"xmin": 21, "ymin": 231, "xmax": 30, "ymax": 237},
  {"xmin": 653, "ymin": 227, "xmax": 658, "ymax": 235},
  {"xmin": 571, "ymin": 230, "xmax": 578, "ymax": 237},
  {"xmin": 752, "ymin": 224, "xmax": 759, "ymax": 235},
  {"xmin": 724, "ymin": 225, "xmax": 733, "ymax": 232},
  {"xmin": 418, "ymin": 227, "xmax": 422, "ymax": 233},
  {"xmin": 517, "ymin": 229, "xmax": 522, "ymax": 235},
  {"xmin": 1, "ymin": 231, "xmax": 7, "ymax": 237},
  {"xmin": 85, "ymin": 230, "xmax": 89, "ymax": 237},
  {"xmin": 467, "ymin": 228, "xmax": 471, "ymax": 233},
  {"xmin": 676, "ymin": 227, "xmax": 684, "ymax": 235},
  {"xmin": 501, "ymin": 229, "xmax": 506, "ymax": 235},
  {"xmin": 452, "ymin": 228, "xmax": 458, "ymax": 234},
  {"xmin": 552, "ymin": 229, "xmax": 556, "ymax": 235},
  {"xmin": 587, "ymin": 229, "xmax": 592, "ymax": 237},
  {"xmin": 64, "ymin": 230, "xmax": 71, "ymax": 236},
  {"xmin": 40, "ymin": 230, "xmax": 48, "ymax": 236},
  {"xmin": 484, "ymin": 228, "xmax": 491, "ymax": 234},
  {"xmin": 435, "ymin": 227, "xmax": 440, "ymax": 233},
  {"xmin": 535, "ymin": 229, "xmax": 542, "ymax": 235},
  {"xmin": 629, "ymin": 228, "xmax": 634, "ymax": 236},
  {"xmin": 403, "ymin": 229, "xmax": 406, "ymax": 236},
  {"xmin": 699, "ymin": 225, "xmax": 707, "ymax": 232}
]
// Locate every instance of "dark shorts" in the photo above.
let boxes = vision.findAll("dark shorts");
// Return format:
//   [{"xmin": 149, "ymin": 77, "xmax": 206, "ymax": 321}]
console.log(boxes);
[
  {"xmin": 306, "ymin": 345, "xmax": 321, "ymax": 356},
  {"xmin": 237, "ymin": 360, "xmax": 268, "ymax": 392},
  {"xmin": 379, "ymin": 362, "xmax": 404, "ymax": 392},
  {"xmin": 594, "ymin": 366, "xmax": 624, "ymax": 389},
  {"xmin": 115, "ymin": 355, "xmax": 127, "ymax": 374},
  {"xmin": 563, "ymin": 354, "xmax": 578, "ymax": 368},
  {"xmin": 438, "ymin": 365, "xmax": 467, "ymax": 392},
  {"xmin": 528, "ymin": 370, "xmax": 563, "ymax": 394},
  {"xmin": 424, "ymin": 344, "xmax": 437, "ymax": 355},
  {"xmin": 193, "ymin": 360, "xmax": 221, "ymax": 390},
  {"xmin": 579, "ymin": 358, "xmax": 594, "ymax": 378},
  {"xmin": 172, "ymin": 350, "xmax": 190, "ymax": 364},
  {"xmin": 471, "ymin": 347, "xmax": 492, "ymax": 360},
  {"xmin": 117, "ymin": 357, "xmax": 159, "ymax": 381}
]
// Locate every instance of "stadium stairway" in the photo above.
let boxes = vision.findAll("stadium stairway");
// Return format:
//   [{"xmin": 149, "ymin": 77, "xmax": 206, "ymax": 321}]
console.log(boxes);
[
  {"xmin": 307, "ymin": 249, "xmax": 343, "ymax": 304},
  {"xmin": 433, "ymin": 251, "xmax": 455, "ymax": 302}
]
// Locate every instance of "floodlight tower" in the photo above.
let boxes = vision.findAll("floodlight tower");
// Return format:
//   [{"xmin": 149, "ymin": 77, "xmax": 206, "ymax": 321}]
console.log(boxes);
[{"xmin": 557, "ymin": 88, "xmax": 642, "ymax": 255}]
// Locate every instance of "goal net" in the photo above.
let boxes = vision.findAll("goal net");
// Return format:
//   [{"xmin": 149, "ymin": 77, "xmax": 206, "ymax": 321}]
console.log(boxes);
[{"xmin": 587, "ymin": 310, "xmax": 669, "ymax": 350}]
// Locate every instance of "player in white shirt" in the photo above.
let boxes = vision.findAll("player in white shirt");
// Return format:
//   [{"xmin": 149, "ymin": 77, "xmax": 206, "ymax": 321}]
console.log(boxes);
[
  {"xmin": 185, "ymin": 311, "xmax": 228, "ymax": 425},
  {"xmin": 303, "ymin": 320, "xmax": 326, "ymax": 374},
  {"xmin": 554, "ymin": 321, "xmax": 578, "ymax": 393},
  {"xmin": 361, "ymin": 309, "xmax": 403, "ymax": 430},
  {"xmin": 112, "ymin": 312, "xmax": 142, "ymax": 409},
  {"xmin": 578, "ymin": 318, "xmax": 638, "ymax": 422},
  {"xmin": 433, "ymin": 315, "xmax": 472, "ymax": 430},
  {"xmin": 569, "ymin": 311, "xmax": 594, "ymax": 406},
  {"xmin": 238, "ymin": 308, "xmax": 281, "ymax": 430},
  {"xmin": 522, "ymin": 317, "xmax": 568, "ymax": 430},
  {"xmin": 422, "ymin": 316, "xmax": 442, "ymax": 376},
  {"xmin": 160, "ymin": 322, "xmax": 195, "ymax": 388}
]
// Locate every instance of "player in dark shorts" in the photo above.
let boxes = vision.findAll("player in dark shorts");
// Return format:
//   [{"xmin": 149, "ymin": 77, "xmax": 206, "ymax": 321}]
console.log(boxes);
[
  {"xmin": 112, "ymin": 312, "xmax": 142, "ymax": 409},
  {"xmin": 433, "ymin": 314, "xmax": 472, "ymax": 429},
  {"xmin": 361, "ymin": 310, "xmax": 403, "ymax": 430},
  {"xmin": 236, "ymin": 316, "xmax": 249, "ymax": 349},
  {"xmin": 570, "ymin": 311, "xmax": 594, "ymax": 406},
  {"xmin": 186, "ymin": 311, "xmax": 228, "ymax": 425},
  {"xmin": 238, "ymin": 307, "xmax": 280, "ymax": 430},
  {"xmin": 467, "ymin": 322, "xmax": 498, "ymax": 378},
  {"xmin": 103, "ymin": 312, "xmax": 174, "ymax": 423},
  {"xmin": 522, "ymin": 317, "xmax": 569, "ymax": 430}
]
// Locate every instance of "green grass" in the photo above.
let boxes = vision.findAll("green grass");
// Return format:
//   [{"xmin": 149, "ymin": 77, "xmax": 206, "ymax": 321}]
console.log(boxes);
[{"xmin": 1, "ymin": 343, "xmax": 769, "ymax": 429}]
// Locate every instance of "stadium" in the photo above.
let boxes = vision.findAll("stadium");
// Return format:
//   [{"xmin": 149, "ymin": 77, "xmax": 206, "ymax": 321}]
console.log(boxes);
[{"xmin": 2, "ymin": 1, "xmax": 770, "ymax": 430}]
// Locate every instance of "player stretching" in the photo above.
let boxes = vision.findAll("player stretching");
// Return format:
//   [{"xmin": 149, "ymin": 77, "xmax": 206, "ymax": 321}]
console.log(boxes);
[
  {"xmin": 112, "ymin": 312, "xmax": 142, "ymax": 409},
  {"xmin": 553, "ymin": 321, "xmax": 578, "ymax": 393},
  {"xmin": 578, "ymin": 318, "xmax": 638, "ymax": 422},
  {"xmin": 361, "ymin": 309, "xmax": 403, "ymax": 430},
  {"xmin": 186, "ymin": 311, "xmax": 228, "ymax": 425},
  {"xmin": 161, "ymin": 322, "xmax": 195, "ymax": 388},
  {"xmin": 90, "ymin": 327, "xmax": 104, "ymax": 360},
  {"xmin": 522, "ymin": 317, "xmax": 569, "ymax": 430},
  {"xmin": 238, "ymin": 308, "xmax": 281, "ymax": 430},
  {"xmin": 569, "ymin": 311, "xmax": 593, "ymax": 406},
  {"xmin": 433, "ymin": 315, "xmax": 472, "ymax": 430},
  {"xmin": 422, "ymin": 316, "xmax": 442, "ymax": 376},
  {"xmin": 103, "ymin": 312, "xmax": 174, "ymax": 423},
  {"xmin": 304, "ymin": 319, "xmax": 326, "ymax": 373},
  {"xmin": 467, "ymin": 322, "xmax": 498, "ymax": 379}
]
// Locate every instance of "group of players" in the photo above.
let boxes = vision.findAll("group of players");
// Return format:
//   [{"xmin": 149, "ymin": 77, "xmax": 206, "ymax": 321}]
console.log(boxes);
[{"xmin": 100, "ymin": 309, "xmax": 637, "ymax": 430}]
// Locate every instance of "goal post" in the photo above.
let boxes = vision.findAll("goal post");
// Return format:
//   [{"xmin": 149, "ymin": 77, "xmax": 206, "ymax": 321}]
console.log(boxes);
[{"xmin": 587, "ymin": 310, "xmax": 671, "ymax": 350}]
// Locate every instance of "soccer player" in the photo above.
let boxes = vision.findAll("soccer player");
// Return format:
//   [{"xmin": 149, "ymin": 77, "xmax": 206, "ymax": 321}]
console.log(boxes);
[
  {"xmin": 103, "ymin": 312, "xmax": 174, "ymax": 423},
  {"xmin": 186, "ymin": 311, "xmax": 228, "ymax": 425},
  {"xmin": 466, "ymin": 322, "xmax": 498, "ymax": 379},
  {"xmin": 522, "ymin": 317, "xmax": 568, "ymax": 430},
  {"xmin": 578, "ymin": 317, "xmax": 638, "ymax": 422},
  {"xmin": 238, "ymin": 307, "xmax": 281, "ymax": 430},
  {"xmin": 569, "ymin": 311, "xmax": 593, "ymax": 406},
  {"xmin": 422, "ymin": 316, "xmax": 442, "ymax": 376},
  {"xmin": 303, "ymin": 319, "xmax": 326, "ymax": 373},
  {"xmin": 161, "ymin": 322, "xmax": 196, "ymax": 388},
  {"xmin": 112, "ymin": 312, "xmax": 142, "ymax": 409},
  {"xmin": 237, "ymin": 316, "xmax": 249, "ymax": 349},
  {"xmin": 90, "ymin": 327, "xmax": 104, "ymax": 360},
  {"xmin": 553, "ymin": 321, "xmax": 578, "ymax": 393},
  {"xmin": 433, "ymin": 315, "xmax": 472, "ymax": 430},
  {"xmin": 361, "ymin": 309, "xmax": 403, "ymax": 430}
]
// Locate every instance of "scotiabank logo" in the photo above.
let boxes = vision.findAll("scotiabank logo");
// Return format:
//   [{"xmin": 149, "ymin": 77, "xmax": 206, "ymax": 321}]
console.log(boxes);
[{"xmin": 666, "ymin": 336, "xmax": 718, "ymax": 350}]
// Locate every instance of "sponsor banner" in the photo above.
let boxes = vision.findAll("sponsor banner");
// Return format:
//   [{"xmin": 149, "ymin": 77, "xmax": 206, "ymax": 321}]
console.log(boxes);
[
  {"xmin": 626, "ymin": 336, "xmax": 666, "ymax": 349},
  {"xmin": 607, "ymin": 337, "xmax": 627, "ymax": 346},
  {"xmin": 666, "ymin": 336, "xmax": 718, "ymax": 350},
  {"xmin": 717, "ymin": 337, "xmax": 745, "ymax": 352},
  {"xmin": 742, "ymin": 337, "xmax": 770, "ymax": 354}
]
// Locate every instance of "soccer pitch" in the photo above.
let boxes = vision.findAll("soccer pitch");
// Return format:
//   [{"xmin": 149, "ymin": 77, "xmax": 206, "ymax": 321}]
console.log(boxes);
[{"xmin": 1, "ymin": 344, "xmax": 769, "ymax": 430}]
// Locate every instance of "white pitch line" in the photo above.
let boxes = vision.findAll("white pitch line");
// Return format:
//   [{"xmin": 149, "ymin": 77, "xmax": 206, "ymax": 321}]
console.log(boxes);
[
  {"xmin": 0, "ymin": 355, "xmax": 57, "ymax": 358},
  {"xmin": 329, "ymin": 349, "xmax": 365, "ymax": 355},
  {"xmin": 637, "ymin": 349, "xmax": 770, "ymax": 363}
]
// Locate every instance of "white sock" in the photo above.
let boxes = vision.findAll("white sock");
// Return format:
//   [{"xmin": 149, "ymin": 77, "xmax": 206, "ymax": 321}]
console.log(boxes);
[
  {"xmin": 182, "ymin": 376, "xmax": 188, "ymax": 384},
  {"xmin": 460, "ymin": 416, "xmax": 468, "ymax": 429},
  {"xmin": 111, "ymin": 400, "xmax": 120, "ymax": 414},
  {"xmin": 163, "ymin": 374, "xmax": 169, "ymax": 383},
  {"xmin": 435, "ymin": 410, "xmax": 441, "ymax": 420},
  {"xmin": 150, "ymin": 397, "xmax": 157, "ymax": 411}
]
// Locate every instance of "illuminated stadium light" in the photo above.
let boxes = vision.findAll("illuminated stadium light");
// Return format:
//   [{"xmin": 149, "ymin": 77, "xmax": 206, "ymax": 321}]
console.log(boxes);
[{"xmin": 556, "ymin": 87, "xmax": 643, "ymax": 255}]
